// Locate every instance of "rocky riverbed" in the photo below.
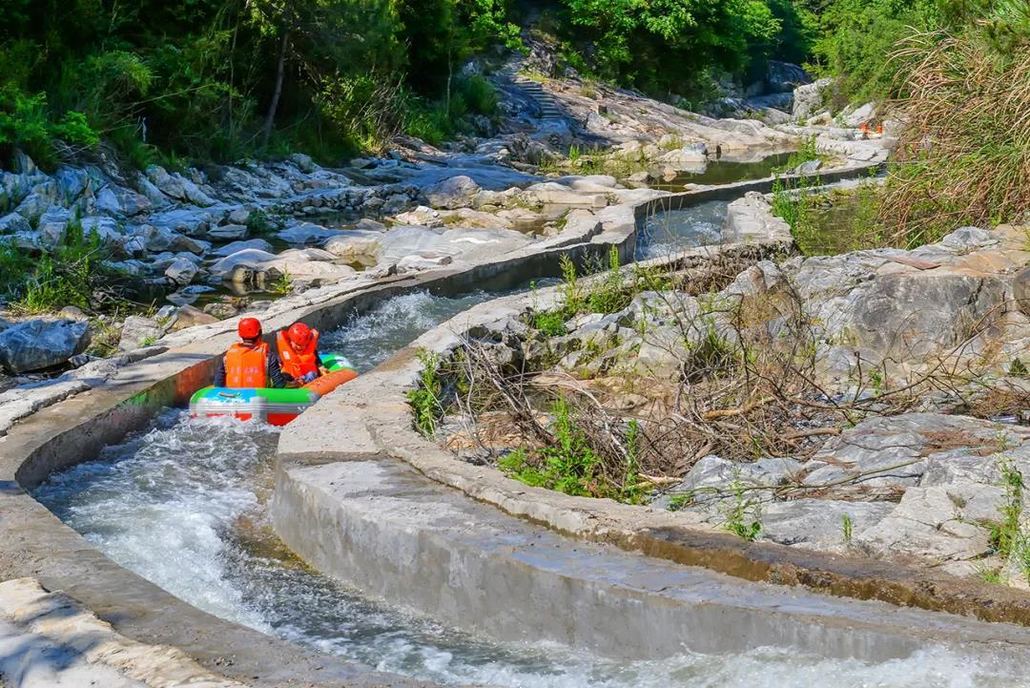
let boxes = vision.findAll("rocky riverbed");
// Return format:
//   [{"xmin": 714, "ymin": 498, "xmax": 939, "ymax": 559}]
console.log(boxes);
[
  {"xmin": 0, "ymin": 57, "xmax": 887, "ymax": 446},
  {"xmin": 431, "ymin": 190, "xmax": 1030, "ymax": 589}
]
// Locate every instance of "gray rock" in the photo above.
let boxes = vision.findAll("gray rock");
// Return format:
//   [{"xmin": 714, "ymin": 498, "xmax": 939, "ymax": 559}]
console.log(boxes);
[
  {"xmin": 937, "ymin": 226, "xmax": 996, "ymax": 253},
  {"xmin": 760, "ymin": 499, "xmax": 893, "ymax": 547},
  {"xmin": 678, "ymin": 455, "xmax": 803, "ymax": 495},
  {"xmin": 1013, "ymin": 267, "xmax": 1030, "ymax": 319},
  {"xmin": 227, "ymin": 207, "xmax": 251, "ymax": 225},
  {"xmin": 80, "ymin": 216, "xmax": 130, "ymax": 255},
  {"xmin": 0, "ymin": 319, "xmax": 91, "ymax": 373},
  {"xmin": 802, "ymin": 414, "xmax": 1016, "ymax": 496},
  {"xmin": 393, "ymin": 205, "xmax": 443, "ymax": 227},
  {"xmin": 145, "ymin": 165, "xmax": 186, "ymax": 199},
  {"xmin": 178, "ymin": 175, "xmax": 217, "ymax": 207},
  {"xmin": 54, "ymin": 166, "xmax": 90, "ymax": 202},
  {"xmin": 0, "ymin": 212, "xmax": 31, "ymax": 235},
  {"xmin": 794, "ymin": 159, "xmax": 822, "ymax": 175},
  {"xmin": 792, "ymin": 78, "xmax": 834, "ymax": 120},
  {"xmin": 277, "ymin": 221, "xmax": 341, "ymax": 245},
  {"xmin": 133, "ymin": 172, "xmax": 170, "ymax": 208},
  {"xmin": 426, "ymin": 175, "xmax": 481, "ymax": 210},
  {"xmin": 210, "ymin": 238, "xmax": 273, "ymax": 257},
  {"xmin": 203, "ymin": 302, "xmax": 240, "ymax": 319},
  {"xmin": 289, "ymin": 153, "xmax": 316, "ymax": 173},
  {"xmin": 118, "ymin": 315, "xmax": 164, "ymax": 351},
  {"xmin": 37, "ymin": 208, "xmax": 71, "ymax": 245},
  {"xmin": 12, "ymin": 151, "xmax": 36, "ymax": 174},
  {"xmin": 144, "ymin": 165, "xmax": 215, "ymax": 206},
  {"xmin": 855, "ymin": 485, "xmax": 993, "ymax": 561},
  {"xmin": 396, "ymin": 253, "xmax": 453, "ymax": 272},
  {"xmin": 164, "ymin": 256, "xmax": 198, "ymax": 286},
  {"xmin": 658, "ymin": 144, "xmax": 708, "ymax": 169},
  {"xmin": 766, "ymin": 61, "xmax": 811, "ymax": 93},
  {"xmin": 208, "ymin": 224, "xmax": 249, "ymax": 240},
  {"xmin": 842, "ymin": 102, "xmax": 876, "ymax": 128},
  {"xmin": 95, "ymin": 184, "xmax": 152, "ymax": 217},
  {"xmin": 14, "ymin": 182, "xmax": 58, "ymax": 224},
  {"xmin": 323, "ymin": 230, "xmax": 382, "ymax": 264},
  {"xmin": 148, "ymin": 207, "xmax": 212, "ymax": 235}
]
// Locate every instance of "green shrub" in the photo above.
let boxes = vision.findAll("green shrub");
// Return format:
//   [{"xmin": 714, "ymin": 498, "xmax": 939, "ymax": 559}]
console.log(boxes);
[
  {"xmin": 498, "ymin": 397, "xmax": 647, "ymax": 504},
  {"xmin": 456, "ymin": 75, "xmax": 497, "ymax": 115},
  {"xmin": 407, "ymin": 350, "xmax": 443, "ymax": 437},
  {"xmin": 0, "ymin": 85, "xmax": 97, "ymax": 167}
]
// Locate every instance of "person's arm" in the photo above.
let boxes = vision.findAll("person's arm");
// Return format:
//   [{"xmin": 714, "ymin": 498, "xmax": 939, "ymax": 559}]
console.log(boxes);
[
  {"xmin": 267, "ymin": 353, "xmax": 286, "ymax": 389},
  {"xmin": 315, "ymin": 347, "xmax": 329, "ymax": 375},
  {"xmin": 213, "ymin": 356, "xmax": 226, "ymax": 387}
]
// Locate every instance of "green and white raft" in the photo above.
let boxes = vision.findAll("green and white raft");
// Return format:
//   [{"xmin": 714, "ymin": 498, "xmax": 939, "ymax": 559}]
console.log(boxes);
[{"xmin": 189, "ymin": 353, "xmax": 358, "ymax": 426}]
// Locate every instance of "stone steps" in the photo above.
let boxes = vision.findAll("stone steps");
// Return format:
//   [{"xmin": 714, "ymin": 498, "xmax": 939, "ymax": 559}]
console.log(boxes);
[{"xmin": 514, "ymin": 78, "xmax": 565, "ymax": 120}]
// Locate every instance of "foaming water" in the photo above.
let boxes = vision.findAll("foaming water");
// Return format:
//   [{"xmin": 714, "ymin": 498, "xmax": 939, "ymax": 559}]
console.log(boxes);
[
  {"xmin": 637, "ymin": 200, "xmax": 728, "ymax": 260},
  {"xmin": 35, "ymin": 412, "xmax": 1017, "ymax": 687},
  {"xmin": 33, "ymin": 291, "xmax": 1025, "ymax": 687},
  {"xmin": 320, "ymin": 290, "xmax": 497, "ymax": 372}
]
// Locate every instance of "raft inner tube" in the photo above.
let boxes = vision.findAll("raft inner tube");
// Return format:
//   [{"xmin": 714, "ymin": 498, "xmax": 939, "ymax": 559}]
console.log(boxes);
[{"xmin": 189, "ymin": 353, "xmax": 358, "ymax": 425}]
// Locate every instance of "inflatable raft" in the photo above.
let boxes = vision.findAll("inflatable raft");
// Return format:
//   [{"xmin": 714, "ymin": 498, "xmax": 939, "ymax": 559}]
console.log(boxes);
[{"xmin": 189, "ymin": 353, "xmax": 358, "ymax": 426}]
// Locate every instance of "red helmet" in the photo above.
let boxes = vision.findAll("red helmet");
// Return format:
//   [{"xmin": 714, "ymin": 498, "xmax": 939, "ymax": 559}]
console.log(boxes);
[
  {"xmin": 286, "ymin": 322, "xmax": 313, "ymax": 347},
  {"xmin": 238, "ymin": 317, "xmax": 262, "ymax": 340}
]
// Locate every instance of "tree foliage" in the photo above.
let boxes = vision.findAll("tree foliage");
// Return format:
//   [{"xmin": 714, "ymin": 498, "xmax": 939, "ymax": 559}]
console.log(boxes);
[
  {"xmin": 554, "ymin": 0, "xmax": 811, "ymax": 97},
  {"xmin": 0, "ymin": 0, "xmax": 515, "ymax": 166}
]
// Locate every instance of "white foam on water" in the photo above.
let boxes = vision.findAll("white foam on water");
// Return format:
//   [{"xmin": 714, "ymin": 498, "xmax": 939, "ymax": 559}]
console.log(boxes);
[
  {"xmin": 320, "ymin": 290, "xmax": 495, "ymax": 371},
  {"xmin": 638, "ymin": 200, "xmax": 728, "ymax": 260},
  {"xmin": 32, "ymin": 291, "xmax": 1028, "ymax": 688}
]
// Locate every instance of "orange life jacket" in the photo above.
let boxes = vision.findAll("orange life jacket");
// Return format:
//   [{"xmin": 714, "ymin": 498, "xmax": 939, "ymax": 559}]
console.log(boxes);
[
  {"xmin": 224, "ymin": 341, "xmax": 269, "ymax": 388},
  {"xmin": 276, "ymin": 328, "xmax": 320, "ymax": 380}
]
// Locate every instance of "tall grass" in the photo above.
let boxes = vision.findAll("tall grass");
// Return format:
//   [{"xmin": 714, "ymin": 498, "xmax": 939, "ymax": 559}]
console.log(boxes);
[{"xmin": 880, "ymin": 29, "xmax": 1030, "ymax": 245}]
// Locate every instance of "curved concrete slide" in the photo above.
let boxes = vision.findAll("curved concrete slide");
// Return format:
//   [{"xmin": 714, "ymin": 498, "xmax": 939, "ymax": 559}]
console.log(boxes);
[
  {"xmin": 275, "ymin": 245, "xmax": 1030, "ymax": 667},
  {"xmin": 0, "ymin": 161, "xmax": 884, "ymax": 687}
]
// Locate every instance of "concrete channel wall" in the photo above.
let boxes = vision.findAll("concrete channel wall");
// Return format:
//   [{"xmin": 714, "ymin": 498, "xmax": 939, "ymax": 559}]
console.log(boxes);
[
  {"xmin": 273, "ymin": 183, "xmax": 1030, "ymax": 668},
  {"xmin": 0, "ymin": 162, "xmax": 881, "ymax": 686}
]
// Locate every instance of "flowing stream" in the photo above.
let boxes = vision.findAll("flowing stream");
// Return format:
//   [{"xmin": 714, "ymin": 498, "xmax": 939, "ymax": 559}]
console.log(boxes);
[
  {"xmin": 32, "ymin": 220, "xmax": 1026, "ymax": 687},
  {"xmin": 636, "ymin": 200, "xmax": 729, "ymax": 260}
]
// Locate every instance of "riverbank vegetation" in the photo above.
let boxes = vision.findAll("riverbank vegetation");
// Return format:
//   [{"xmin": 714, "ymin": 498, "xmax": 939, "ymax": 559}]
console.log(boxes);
[{"xmin": 0, "ymin": 0, "xmax": 519, "ymax": 167}]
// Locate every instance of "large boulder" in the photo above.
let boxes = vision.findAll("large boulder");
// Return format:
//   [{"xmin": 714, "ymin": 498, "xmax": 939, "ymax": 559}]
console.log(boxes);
[
  {"xmin": 522, "ymin": 182, "xmax": 607, "ymax": 208},
  {"xmin": 766, "ymin": 61, "xmax": 811, "ymax": 93},
  {"xmin": 842, "ymin": 102, "xmax": 877, "ymax": 128},
  {"xmin": 94, "ymin": 184, "xmax": 152, "ymax": 217},
  {"xmin": 209, "ymin": 248, "xmax": 279, "ymax": 278},
  {"xmin": 426, "ymin": 175, "xmax": 481, "ymax": 210},
  {"xmin": 164, "ymin": 256, "xmax": 199, "ymax": 286},
  {"xmin": 208, "ymin": 224, "xmax": 249, "ymax": 241},
  {"xmin": 323, "ymin": 230, "xmax": 382, "ymax": 265},
  {"xmin": 14, "ymin": 181, "xmax": 59, "ymax": 225},
  {"xmin": 792, "ymin": 78, "xmax": 834, "ymax": 121},
  {"xmin": 657, "ymin": 144, "xmax": 708, "ymax": 170},
  {"xmin": 393, "ymin": 205, "xmax": 443, "ymax": 228},
  {"xmin": 277, "ymin": 221, "xmax": 341, "ymax": 245},
  {"xmin": 0, "ymin": 319, "xmax": 91, "ymax": 373},
  {"xmin": 148, "ymin": 207, "xmax": 212, "ymax": 236},
  {"xmin": 145, "ymin": 165, "xmax": 216, "ymax": 206},
  {"xmin": 210, "ymin": 238, "xmax": 273, "ymax": 257},
  {"xmin": 54, "ymin": 166, "xmax": 90, "ymax": 202}
]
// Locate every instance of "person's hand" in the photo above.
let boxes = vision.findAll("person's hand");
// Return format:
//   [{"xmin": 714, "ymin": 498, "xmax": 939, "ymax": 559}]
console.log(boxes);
[{"xmin": 301, "ymin": 371, "xmax": 318, "ymax": 383}]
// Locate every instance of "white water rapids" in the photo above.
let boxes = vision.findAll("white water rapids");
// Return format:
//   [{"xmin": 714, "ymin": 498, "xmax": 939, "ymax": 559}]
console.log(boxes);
[{"xmin": 33, "ymin": 280, "xmax": 1026, "ymax": 686}]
